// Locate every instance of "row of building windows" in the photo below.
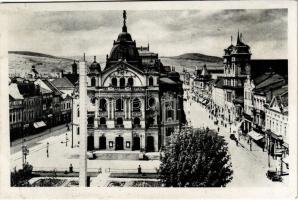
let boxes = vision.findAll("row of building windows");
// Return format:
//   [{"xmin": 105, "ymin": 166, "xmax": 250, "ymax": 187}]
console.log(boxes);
[
  {"xmin": 24, "ymin": 99, "xmax": 41, "ymax": 107},
  {"xmin": 89, "ymin": 97, "xmax": 156, "ymax": 112},
  {"xmin": 62, "ymin": 102, "xmax": 71, "ymax": 110},
  {"xmin": 254, "ymin": 97, "xmax": 266, "ymax": 111},
  {"xmin": 10, "ymin": 111, "xmax": 22, "ymax": 123},
  {"xmin": 266, "ymin": 117, "xmax": 287, "ymax": 137}
]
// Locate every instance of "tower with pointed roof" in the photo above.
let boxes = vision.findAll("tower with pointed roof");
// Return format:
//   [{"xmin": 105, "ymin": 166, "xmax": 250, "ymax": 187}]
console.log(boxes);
[{"xmin": 221, "ymin": 32, "xmax": 252, "ymax": 123}]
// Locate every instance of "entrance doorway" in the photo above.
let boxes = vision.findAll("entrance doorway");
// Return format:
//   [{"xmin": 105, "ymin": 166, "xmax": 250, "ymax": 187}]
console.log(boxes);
[
  {"xmin": 115, "ymin": 136, "xmax": 124, "ymax": 150},
  {"xmin": 87, "ymin": 136, "xmax": 94, "ymax": 151},
  {"xmin": 99, "ymin": 136, "xmax": 106, "ymax": 150},
  {"xmin": 132, "ymin": 137, "xmax": 140, "ymax": 150},
  {"xmin": 146, "ymin": 136, "xmax": 154, "ymax": 152}
]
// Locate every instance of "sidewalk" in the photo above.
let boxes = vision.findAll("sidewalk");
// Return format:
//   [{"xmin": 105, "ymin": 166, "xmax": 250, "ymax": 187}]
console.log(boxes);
[{"xmin": 10, "ymin": 124, "xmax": 69, "ymax": 154}]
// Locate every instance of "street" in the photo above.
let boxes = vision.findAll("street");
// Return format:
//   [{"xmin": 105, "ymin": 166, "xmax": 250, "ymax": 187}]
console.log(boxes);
[
  {"xmin": 184, "ymin": 94, "xmax": 288, "ymax": 187},
  {"xmin": 10, "ymin": 92, "xmax": 288, "ymax": 187}
]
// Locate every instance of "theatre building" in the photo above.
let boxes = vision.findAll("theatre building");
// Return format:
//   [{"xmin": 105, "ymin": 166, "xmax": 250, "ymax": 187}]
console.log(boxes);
[{"xmin": 73, "ymin": 11, "xmax": 185, "ymax": 152}]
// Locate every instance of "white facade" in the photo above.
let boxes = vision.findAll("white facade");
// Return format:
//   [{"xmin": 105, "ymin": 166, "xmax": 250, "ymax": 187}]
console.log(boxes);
[{"xmin": 265, "ymin": 96, "xmax": 288, "ymax": 144}]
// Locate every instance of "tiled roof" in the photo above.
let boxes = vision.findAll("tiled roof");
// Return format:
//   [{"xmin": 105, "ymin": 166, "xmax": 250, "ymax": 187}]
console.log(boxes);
[
  {"xmin": 253, "ymin": 73, "xmax": 286, "ymax": 95},
  {"xmin": 159, "ymin": 77, "xmax": 177, "ymax": 85},
  {"xmin": 51, "ymin": 77, "xmax": 74, "ymax": 88},
  {"xmin": 63, "ymin": 74, "xmax": 79, "ymax": 86},
  {"xmin": 9, "ymin": 83, "xmax": 24, "ymax": 100},
  {"xmin": 42, "ymin": 79, "xmax": 62, "ymax": 96},
  {"xmin": 17, "ymin": 82, "xmax": 40, "ymax": 97},
  {"xmin": 214, "ymin": 78, "xmax": 224, "ymax": 89},
  {"xmin": 40, "ymin": 87, "xmax": 52, "ymax": 94}
]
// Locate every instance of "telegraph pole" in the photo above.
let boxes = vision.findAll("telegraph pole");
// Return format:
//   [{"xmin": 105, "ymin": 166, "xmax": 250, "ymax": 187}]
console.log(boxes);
[{"xmin": 79, "ymin": 55, "xmax": 87, "ymax": 187}]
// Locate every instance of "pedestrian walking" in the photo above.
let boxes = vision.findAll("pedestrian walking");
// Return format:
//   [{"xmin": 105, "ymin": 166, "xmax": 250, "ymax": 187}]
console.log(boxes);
[
  {"xmin": 217, "ymin": 127, "xmax": 220, "ymax": 133},
  {"xmin": 236, "ymin": 139, "xmax": 239, "ymax": 146},
  {"xmin": 138, "ymin": 165, "xmax": 142, "ymax": 174},
  {"xmin": 69, "ymin": 164, "xmax": 73, "ymax": 173}
]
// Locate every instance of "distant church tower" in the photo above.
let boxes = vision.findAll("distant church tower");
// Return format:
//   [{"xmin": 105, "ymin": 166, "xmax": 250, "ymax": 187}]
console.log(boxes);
[
  {"xmin": 223, "ymin": 32, "xmax": 251, "ymax": 78},
  {"xmin": 72, "ymin": 60, "xmax": 78, "ymax": 75}
]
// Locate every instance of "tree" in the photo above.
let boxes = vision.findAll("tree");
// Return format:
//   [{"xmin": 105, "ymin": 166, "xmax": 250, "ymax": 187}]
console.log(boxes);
[
  {"xmin": 160, "ymin": 128, "xmax": 233, "ymax": 187},
  {"xmin": 11, "ymin": 163, "xmax": 33, "ymax": 187}
]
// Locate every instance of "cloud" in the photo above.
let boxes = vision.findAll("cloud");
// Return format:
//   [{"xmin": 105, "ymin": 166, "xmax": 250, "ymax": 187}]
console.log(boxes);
[{"xmin": 8, "ymin": 9, "xmax": 287, "ymax": 59}]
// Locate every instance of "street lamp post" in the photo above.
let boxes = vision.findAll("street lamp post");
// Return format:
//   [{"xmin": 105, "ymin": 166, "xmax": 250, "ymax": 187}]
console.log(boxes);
[
  {"xmin": 22, "ymin": 139, "xmax": 29, "ymax": 168},
  {"xmin": 61, "ymin": 133, "xmax": 69, "ymax": 147}
]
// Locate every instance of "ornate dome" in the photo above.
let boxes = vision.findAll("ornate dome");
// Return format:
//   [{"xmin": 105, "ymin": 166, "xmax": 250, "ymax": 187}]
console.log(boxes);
[
  {"xmin": 117, "ymin": 32, "xmax": 132, "ymax": 42},
  {"xmin": 106, "ymin": 10, "xmax": 141, "ymax": 66},
  {"xmin": 89, "ymin": 56, "xmax": 101, "ymax": 74}
]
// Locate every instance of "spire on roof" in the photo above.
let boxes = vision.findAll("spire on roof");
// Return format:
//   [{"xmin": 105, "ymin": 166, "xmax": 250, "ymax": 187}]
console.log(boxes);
[
  {"xmin": 122, "ymin": 10, "xmax": 127, "ymax": 32},
  {"xmin": 94, "ymin": 56, "xmax": 96, "ymax": 62},
  {"xmin": 236, "ymin": 31, "xmax": 241, "ymax": 45}
]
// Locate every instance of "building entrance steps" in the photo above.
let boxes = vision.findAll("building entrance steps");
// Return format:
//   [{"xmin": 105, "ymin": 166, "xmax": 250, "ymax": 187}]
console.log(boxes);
[{"xmin": 92, "ymin": 150, "xmax": 141, "ymax": 160}]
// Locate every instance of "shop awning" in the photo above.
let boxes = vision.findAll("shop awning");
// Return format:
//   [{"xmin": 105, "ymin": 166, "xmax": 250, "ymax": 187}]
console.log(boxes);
[
  {"xmin": 267, "ymin": 130, "xmax": 283, "ymax": 141},
  {"xmin": 33, "ymin": 121, "xmax": 47, "ymax": 128},
  {"xmin": 248, "ymin": 130, "xmax": 264, "ymax": 141}
]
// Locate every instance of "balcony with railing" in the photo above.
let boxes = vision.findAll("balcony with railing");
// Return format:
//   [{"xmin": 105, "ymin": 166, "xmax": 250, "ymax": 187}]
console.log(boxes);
[
  {"xmin": 115, "ymin": 111, "xmax": 125, "ymax": 118},
  {"xmin": 98, "ymin": 124, "xmax": 107, "ymax": 129},
  {"xmin": 115, "ymin": 124, "xmax": 124, "ymax": 128},
  {"xmin": 98, "ymin": 111, "xmax": 108, "ymax": 118},
  {"xmin": 131, "ymin": 111, "xmax": 142, "ymax": 118}
]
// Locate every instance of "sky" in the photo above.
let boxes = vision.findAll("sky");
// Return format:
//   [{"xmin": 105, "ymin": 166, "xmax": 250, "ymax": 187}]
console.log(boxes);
[{"xmin": 8, "ymin": 9, "xmax": 287, "ymax": 59}]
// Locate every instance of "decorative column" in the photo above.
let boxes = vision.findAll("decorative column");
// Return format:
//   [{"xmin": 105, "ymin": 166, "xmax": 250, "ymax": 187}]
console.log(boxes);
[
  {"xmin": 94, "ymin": 97, "xmax": 99, "ymax": 127},
  {"xmin": 111, "ymin": 98, "xmax": 114, "ymax": 119},
  {"xmin": 128, "ymin": 98, "xmax": 131, "ymax": 119},
  {"xmin": 79, "ymin": 60, "xmax": 87, "ymax": 187},
  {"xmin": 141, "ymin": 97, "xmax": 145, "ymax": 120},
  {"xmin": 107, "ymin": 98, "xmax": 110, "ymax": 119},
  {"xmin": 124, "ymin": 98, "xmax": 127, "ymax": 119}
]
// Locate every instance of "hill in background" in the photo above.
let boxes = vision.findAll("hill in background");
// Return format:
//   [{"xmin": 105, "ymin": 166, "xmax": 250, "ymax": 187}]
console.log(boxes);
[
  {"xmin": 9, "ymin": 51, "xmax": 223, "ymax": 76},
  {"xmin": 161, "ymin": 53, "xmax": 223, "ymax": 73}
]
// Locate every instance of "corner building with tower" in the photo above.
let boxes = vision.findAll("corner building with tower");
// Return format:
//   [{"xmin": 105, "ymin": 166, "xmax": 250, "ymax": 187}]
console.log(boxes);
[{"xmin": 76, "ymin": 11, "xmax": 185, "ymax": 152}]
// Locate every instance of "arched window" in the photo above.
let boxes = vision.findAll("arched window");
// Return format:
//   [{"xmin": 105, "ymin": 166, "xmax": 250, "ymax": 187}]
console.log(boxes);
[
  {"xmin": 88, "ymin": 116, "xmax": 94, "ymax": 125},
  {"xmin": 148, "ymin": 97, "xmax": 155, "ymax": 108},
  {"xmin": 167, "ymin": 110, "xmax": 173, "ymax": 120},
  {"xmin": 128, "ymin": 77, "xmax": 134, "ymax": 87},
  {"xmin": 116, "ymin": 117, "xmax": 123, "ymax": 125},
  {"xmin": 148, "ymin": 117, "xmax": 154, "ymax": 125},
  {"xmin": 90, "ymin": 97, "xmax": 96, "ymax": 105},
  {"xmin": 99, "ymin": 99, "xmax": 107, "ymax": 111},
  {"xmin": 149, "ymin": 77, "xmax": 154, "ymax": 86},
  {"xmin": 91, "ymin": 77, "xmax": 96, "ymax": 87},
  {"xmin": 134, "ymin": 117, "xmax": 140, "ymax": 125},
  {"xmin": 116, "ymin": 98, "xmax": 123, "ymax": 111},
  {"xmin": 133, "ymin": 98, "xmax": 141, "ymax": 111},
  {"xmin": 100, "ymin": 117, "xmax": 106, "ymax": 125},
  {"xmin": 111, "ymin": 78, "xmax": 117, "ymax": 87},
  {"xmin": 120, "ymin": 77, "xmax": 125, "ymax": 88}
]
